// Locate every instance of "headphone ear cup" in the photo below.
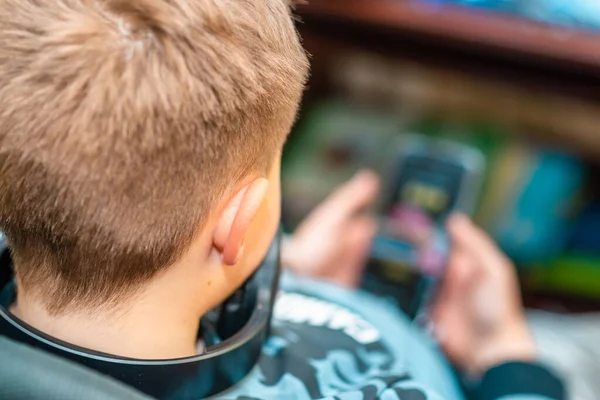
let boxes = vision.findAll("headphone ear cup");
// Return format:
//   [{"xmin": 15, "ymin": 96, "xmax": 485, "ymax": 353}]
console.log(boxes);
[
  {"xmin": 217, "ymin": 281, "xmax": 257, "ymax": 340},
  {"xmin": 265, "ymin": 229, "xmax": 282, "ymax": 338},
  {"xmin": 0, "ymin": 228, "xmax": 283, "ymax": 399},
  {"xmin": 0, "ymin": 243, "xmax": 14, "ymax": 309},
  {"xmin": 216, "ymin": 226, "xmax": 282, "ymax": 341}
]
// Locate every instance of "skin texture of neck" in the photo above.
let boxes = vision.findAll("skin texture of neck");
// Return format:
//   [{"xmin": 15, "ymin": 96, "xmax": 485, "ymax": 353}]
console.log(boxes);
[{"xmin": 11, "ymin": 257, "xmax": 213, "ymax": 360}]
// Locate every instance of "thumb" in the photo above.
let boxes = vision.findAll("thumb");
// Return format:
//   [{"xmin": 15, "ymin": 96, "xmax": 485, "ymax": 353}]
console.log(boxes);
[
  {"xmin": 312, "ymin": 170, "xmax": 380, "ymax": 224},
  {"xmin": 336, "ymin": 216, "xmax": 377, "ymax": 288},
  {"xmin": 447, "ymin": 213, "xmax": 510, "ymax": 273},
  {"xmin": 437, "ymin": 248, "xmax": 477, "ymax": 308},
  {"xmin": 432, "ymin": 247, "xmax": 478, "ymax": 328}
]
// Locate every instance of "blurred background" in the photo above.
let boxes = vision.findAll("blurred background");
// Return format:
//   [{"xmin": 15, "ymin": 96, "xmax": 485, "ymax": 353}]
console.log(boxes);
[
  {"xmin": 282, "ymin": 2, "xmax": 600, "ymax": 397},
  {"xmin": 284, "ymin": 0, "xmax": 600, "ymax": 312}
]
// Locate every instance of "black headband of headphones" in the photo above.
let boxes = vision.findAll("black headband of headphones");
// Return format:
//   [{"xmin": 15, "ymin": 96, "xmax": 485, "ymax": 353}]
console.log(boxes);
[{"xmin": 0, "ymin": 229, "xmax": 281, "ymax": 400}]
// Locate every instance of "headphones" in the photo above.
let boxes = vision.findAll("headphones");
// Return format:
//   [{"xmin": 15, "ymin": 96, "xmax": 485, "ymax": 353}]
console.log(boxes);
[{"xmin": 0, "ymin": 229, "xmax": 281, "ymax": 400}]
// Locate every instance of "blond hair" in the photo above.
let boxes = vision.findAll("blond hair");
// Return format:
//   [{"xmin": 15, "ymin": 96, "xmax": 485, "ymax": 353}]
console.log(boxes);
[{"xmin": 0, "ymin": 0, "xmax": 308, "ymax": 313}]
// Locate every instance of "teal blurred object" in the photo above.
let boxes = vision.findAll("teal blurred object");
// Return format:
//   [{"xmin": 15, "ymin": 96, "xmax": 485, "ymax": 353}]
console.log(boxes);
[
  {"xmin": 568, "ymin": 201, "xmax": 600, "ymax": 256},
  {"xmin": 427, "ymin": 0, "xmax": 519, "ymax": 12},
  {"xmin": 487, "ymin": 149, "xmax": 585, "ymax": 264},
  {"xmin": 428, "ymin": 0, "xmax": 600, "ymax": 30},
  {"xmin": 523, "ymin": 0, "xmax": 600, "ymax": 30}
]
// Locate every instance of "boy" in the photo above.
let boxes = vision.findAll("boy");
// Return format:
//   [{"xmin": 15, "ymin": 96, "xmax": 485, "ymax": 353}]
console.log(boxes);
[{"xmin": 0, "ymin": 0, "xmax": 563, "ymax": 399}]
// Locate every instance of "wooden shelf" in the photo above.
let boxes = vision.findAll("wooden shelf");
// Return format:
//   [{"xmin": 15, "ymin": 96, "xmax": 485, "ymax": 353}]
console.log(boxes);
[{"xmin": 297, "ymin": 0, "xmax": 600, "ymax": 72}]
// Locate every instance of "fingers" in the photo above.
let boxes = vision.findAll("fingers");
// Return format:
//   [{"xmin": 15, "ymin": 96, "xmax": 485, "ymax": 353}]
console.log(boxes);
[
  {"xmin": 431, "ymin": 250, "xmax": 475, "ymax": 362},
  {"xmin": 433, "ymin": 247, "xmax": 477, "ymax": 320},
  {"xmin": 446, "ymin": 213, "xmax": 510, "ymax": 273},
  {"xmin": 346, "ymin": 216, "xmax": 378, "ymax": 259},
  {"xmin": 335, "ymin": 216, "xmax": 377, "ymax": 288},
  {"xmin": 446, "ymin": 214, "xmax": 487, "ymax": 249},
  {"xmin": 313, "ymin": 170, "xmax": 380, "ymax": 224}
]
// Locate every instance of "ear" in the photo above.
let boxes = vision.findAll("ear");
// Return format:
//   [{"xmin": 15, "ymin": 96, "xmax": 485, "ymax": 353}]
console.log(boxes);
[{"xmin": 213, "ymin": 178, "xmax": 270, "ymax": 266}]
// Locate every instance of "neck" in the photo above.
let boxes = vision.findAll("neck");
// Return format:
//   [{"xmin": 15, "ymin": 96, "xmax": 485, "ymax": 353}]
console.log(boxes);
[{"xmin": 12, "ymin": 271, "xmax": 209, "ymax": 359}]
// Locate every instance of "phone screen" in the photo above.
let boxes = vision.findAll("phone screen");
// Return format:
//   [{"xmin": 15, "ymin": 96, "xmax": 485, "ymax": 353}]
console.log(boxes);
[
  {"xmin": 386, "ymin": 155, "xmax": 465, "ymax": 223},
  {"xmin": 363, "ymin": 154, "xmax": 466, "ymax": 316},
  {"xmin": 374, "ymin": 155, "xmax": 463, "ymax": 274}
]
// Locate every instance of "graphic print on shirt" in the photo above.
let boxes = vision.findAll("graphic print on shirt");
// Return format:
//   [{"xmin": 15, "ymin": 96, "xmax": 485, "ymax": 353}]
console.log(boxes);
[{"xmin": 237, "ymin": 291, "xmax": 429, "ymax": 400}]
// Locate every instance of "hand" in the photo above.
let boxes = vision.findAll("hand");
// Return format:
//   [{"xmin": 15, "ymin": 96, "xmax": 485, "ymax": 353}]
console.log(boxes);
[
  {"xmin": 282, "ymin": 170, "xmax": 380, "ymax": 288},
  {"xmin": 432, "ymin": 214, "xmax": 536, "ymax": 376}
]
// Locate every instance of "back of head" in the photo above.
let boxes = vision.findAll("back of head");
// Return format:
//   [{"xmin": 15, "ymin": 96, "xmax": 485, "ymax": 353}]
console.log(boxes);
[{"xmin": 0, "ymin": 0, "xmax": 308, "ymax": 314}]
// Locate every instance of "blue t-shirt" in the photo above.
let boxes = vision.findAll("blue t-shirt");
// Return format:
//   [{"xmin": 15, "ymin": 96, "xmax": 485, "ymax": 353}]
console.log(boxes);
[{"xmin": 215, "ymin": 274, "xmax": 563, "ymax": 400}]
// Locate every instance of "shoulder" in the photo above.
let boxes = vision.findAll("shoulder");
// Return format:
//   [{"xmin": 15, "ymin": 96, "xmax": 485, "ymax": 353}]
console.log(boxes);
[{"xmin": 218, "ymin": 276, "xmax": 459, "ymax": 400}]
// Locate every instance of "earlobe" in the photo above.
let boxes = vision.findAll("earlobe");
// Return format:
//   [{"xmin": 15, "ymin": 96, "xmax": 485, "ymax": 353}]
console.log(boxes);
[{"xmin": 214, "ymin": 178, "xmax": 269, "ymax": 266}]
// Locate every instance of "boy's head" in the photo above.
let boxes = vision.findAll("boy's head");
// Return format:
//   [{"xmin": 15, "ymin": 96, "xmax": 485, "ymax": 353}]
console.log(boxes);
[{"xmin": 0, "ymin": 0, "xmax": 308, "ymax": 315}]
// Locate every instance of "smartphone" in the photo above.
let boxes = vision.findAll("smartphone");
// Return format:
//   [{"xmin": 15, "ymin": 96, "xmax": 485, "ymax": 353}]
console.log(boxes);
[{"xmin": 362, "ymin": 135, "xmax": 485, "ymax": 318}]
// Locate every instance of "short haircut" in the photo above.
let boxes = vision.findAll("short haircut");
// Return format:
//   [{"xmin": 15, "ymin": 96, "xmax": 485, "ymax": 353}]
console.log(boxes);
[{"xmin": 0, "ymin": 0, "xmax": 308, "ymax": 314}]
